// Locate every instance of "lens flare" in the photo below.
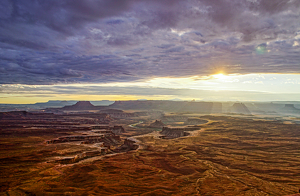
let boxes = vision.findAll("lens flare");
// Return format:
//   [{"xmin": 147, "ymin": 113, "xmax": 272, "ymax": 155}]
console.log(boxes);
[{"xmin": 255, "ymin": 44, "xmax": 266, "ymax": 55}]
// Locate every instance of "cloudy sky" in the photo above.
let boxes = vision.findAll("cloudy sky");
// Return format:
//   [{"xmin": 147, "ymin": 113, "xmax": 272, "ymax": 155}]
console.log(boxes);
[{"xmin": 0, "ymin": 0, "xmax": 300, "ymax": 103}]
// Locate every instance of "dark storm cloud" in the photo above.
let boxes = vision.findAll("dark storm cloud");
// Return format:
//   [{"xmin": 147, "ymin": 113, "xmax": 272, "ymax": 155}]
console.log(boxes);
[
  {"xmin": 0, "ymin": 0, "xmax": 300, "ymax": 85},
  {"xmin": 251, "ymin": 0, "xmax": 300, "ymax": 14},
  {"xmin": 0, "ymin": 0, "xmax": 134, "ymax": 32}
]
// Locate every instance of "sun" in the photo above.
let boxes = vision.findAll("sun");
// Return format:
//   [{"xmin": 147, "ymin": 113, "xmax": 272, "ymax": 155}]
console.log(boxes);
[{"xmin": 212, "ymin": 73, "xmax": 227, "ymax": 80}]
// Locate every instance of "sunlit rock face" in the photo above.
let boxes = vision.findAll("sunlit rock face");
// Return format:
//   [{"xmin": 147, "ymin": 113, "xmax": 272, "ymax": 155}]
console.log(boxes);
[{"xmin": 228, "ymin": 103, "xmax": 251, "ymax": 115}]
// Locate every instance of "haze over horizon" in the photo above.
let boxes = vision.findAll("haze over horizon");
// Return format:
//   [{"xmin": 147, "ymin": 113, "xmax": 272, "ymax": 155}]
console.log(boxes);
[{"xmin": 1, "ymin": 0, "xmax": 300, "ymax": 104}]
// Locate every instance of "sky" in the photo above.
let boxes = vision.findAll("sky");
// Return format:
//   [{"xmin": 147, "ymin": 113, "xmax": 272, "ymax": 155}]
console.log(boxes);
[{"xmin": 0, "ymin": 0, "xmax": 300, "ymax": 103}]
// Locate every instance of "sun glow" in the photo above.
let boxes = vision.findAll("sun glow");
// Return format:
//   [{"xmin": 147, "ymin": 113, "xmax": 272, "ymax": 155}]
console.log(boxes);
[
  {"xmin": 1, "ymin": 74, "xmax": 300, "ymax": 104},
  {"xmin": 212, "ymin": 73, "xmax": 227, "ymax": 80}
]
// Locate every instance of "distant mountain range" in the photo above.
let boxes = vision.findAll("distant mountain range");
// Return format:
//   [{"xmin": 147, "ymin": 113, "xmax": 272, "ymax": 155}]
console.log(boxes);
[
  {"xmin": 0, "ymin": 100, "xmax": 114, "ymax": 112},
  {"xmin": 1, "ymin": 100, "xmax": 300, "ymax": 116}
]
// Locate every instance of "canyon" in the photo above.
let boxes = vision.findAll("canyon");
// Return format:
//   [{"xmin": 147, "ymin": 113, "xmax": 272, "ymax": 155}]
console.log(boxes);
[{"xmin": 1, "ymin": 101, "xmax": 300, "ymax": 195}]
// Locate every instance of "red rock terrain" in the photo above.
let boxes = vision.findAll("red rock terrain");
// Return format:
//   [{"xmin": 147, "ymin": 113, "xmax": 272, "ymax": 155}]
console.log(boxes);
[{"xmin": 1, "ymin": 114, "xmax": 300, "ymax": 195}]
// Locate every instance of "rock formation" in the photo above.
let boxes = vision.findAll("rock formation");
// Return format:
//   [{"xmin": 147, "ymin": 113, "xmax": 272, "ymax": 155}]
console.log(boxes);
[
  {"xmin": 280, "ymin": 104, "xmax": 300, "ymax": 114},
  {"xmin": 115, "ymin": 138, "xmax": 139, "ymax": 152},
  {"xmin": 149, "ymin": 120, "xmax": 165, "ymax": 128},
  {"xmin": 160, "ymin": 126, "xmax": 199, "ymax": 139},
  {"xmin": 62, "ymin": 101, "xmax": 96, "ymax": 110},
  {"xmin": 228, "ymin": 103, "xmax": 251, "ymax": 115}
]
